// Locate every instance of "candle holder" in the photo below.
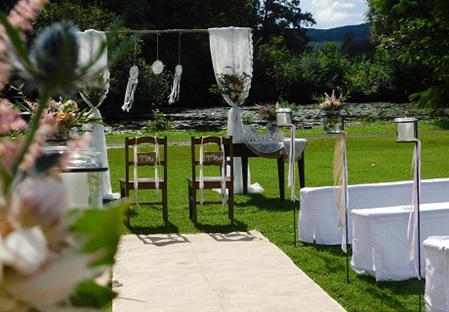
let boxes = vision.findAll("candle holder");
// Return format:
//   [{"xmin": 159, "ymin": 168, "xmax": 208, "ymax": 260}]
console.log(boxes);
[
  {"xmin": 394, "ymin": 117, "xmax": 418, "ymax": 142},
  {"xmin": 276, "ymin": 108, "xmax": 293, "ymax": 126},
  {"xmin": 322, "ymin": 111, "xmax": 345, "ymax": 134}
]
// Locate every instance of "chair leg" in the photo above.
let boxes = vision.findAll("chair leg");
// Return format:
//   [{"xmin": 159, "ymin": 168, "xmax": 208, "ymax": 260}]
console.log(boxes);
[
  {"xmin": 188, "ymin": 185, "xmax": 193, "ymax": 220},
  {"xmin": 191, "ymin": 186, "xmax": 197, "ymax": 223},
  {"xmin": 163, "ymin": 185, "xmax": 168, "ymax": 226},
  {"xmin": 229, "ymin": 185, "xmax": 234, "ymax": 224}
]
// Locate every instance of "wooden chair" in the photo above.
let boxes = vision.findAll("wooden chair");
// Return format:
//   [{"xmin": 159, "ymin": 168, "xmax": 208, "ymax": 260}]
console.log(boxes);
[
  {"xmin": 119, "ymin": 136, "xmax": 168, "ymax": 226},
  {"xmin": 187, "ymin": 136, "xmax": 234, "ymax": 224}
]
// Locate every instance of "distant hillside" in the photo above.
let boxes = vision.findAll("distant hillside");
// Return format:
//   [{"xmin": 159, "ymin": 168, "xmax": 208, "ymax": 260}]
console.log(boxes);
[{"xmin": 306, "ymin": 23, "xmax": 371, "ymax": 43}]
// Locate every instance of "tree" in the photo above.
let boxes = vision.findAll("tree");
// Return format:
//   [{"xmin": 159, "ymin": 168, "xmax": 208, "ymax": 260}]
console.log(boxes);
[
  {"xmin": 367, "ymin": 0, "xmax": 449, "ymax": 109},
  {"xmin": 255, "ymin": 0, "xmax": 315, "ymax": 52}
]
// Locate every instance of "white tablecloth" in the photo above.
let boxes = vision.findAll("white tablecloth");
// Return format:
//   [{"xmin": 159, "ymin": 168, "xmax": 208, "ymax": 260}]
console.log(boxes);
[
  {"xmin": 233, "ymin": 138, "xmax": 307, "ymax": 195},
  {"xmin": 299, "ymin": 178, "xmax": 449, "ymax": 245},
  {"xmin": 424, "ymin": 236, "xmax": 449, "ymax": 312},
  {"xmin": 351, "ymin": 202, "xmax": 449, "ymax": 281},
  {"xmin": 245, "ymin": 138, "xmax": 307, "ymax": 161}
]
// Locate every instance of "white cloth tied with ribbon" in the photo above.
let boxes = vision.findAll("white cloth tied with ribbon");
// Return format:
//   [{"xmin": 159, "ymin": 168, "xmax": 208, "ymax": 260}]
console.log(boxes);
[
  {"xmin": 408, "ymin": 139, "xmax": 421, "ymax": 279},
  {"xmin": 333, "ymin": 132, "xmax": 349, "ymax": 252},
  {"xmin": 208, "ymin": 27, "xmax": 254, "ymax": 194},
  {"xmin": 77, "ymin": 29, "xmax": 120, "ymax": 201}
]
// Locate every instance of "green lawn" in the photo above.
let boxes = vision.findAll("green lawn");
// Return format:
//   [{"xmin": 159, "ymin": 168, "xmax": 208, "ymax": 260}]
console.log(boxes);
[{"xmin": 105, "ymin": 120, "xmax": 449, "ymax": 311}]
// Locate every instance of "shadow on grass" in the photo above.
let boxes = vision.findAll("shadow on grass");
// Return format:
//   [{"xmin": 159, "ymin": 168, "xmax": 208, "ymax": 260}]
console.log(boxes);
[
  {"xmin": 432, "ymin": 118, "xmax": 449, "ymax": 129},
  {"xmin": 127, "ymin": 221, "xmax": 179, "ymax": 235},
  {"xmin": 235, "ymin": 193, "xmax": 296, "ymax": 212},
  {"xmin": 356, "ymin": 274, "xmax": 425, "ymax": 310},
  {"xmin": 193, "ymin": 219, "xmax": 249, "ymax": 233},
  {"xmin": 301, "ymin": 241, "xmax": 352, "ymax": 257},
  {"xmin": 125, "ymin": 207, "xmax": 179, "ymax": 234}
]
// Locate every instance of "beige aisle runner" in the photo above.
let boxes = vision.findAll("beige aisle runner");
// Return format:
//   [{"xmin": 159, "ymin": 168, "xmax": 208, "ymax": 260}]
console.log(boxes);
[{"xmin": 112, "ymin": 230, "xmax": 346, "ymax": 312}]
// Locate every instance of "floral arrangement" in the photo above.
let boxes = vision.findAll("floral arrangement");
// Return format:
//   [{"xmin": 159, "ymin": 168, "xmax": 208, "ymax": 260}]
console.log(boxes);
[
  {"xmin": 25, "ymin": 97, "xmax": 103, "ymax": 138},
  {"xmin": 209, "ymin": 66, "xmax": 250, "ymax": 104},
  {"xmin": 317, "ymin": 89, "xmax": 347, "ymax": 113},
  {"xmin": 0, "ymin": 1, "xmax": 125, "ymax": 311},
  {"xmin": 255, "ymin": 102, "xmax": 280, "ymax": 122}
]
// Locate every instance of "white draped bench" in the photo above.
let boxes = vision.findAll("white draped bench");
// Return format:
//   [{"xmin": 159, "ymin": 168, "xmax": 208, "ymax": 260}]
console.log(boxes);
[{"xmin": 298, "ymin": 178, "xmax": 449, "ymax": 245}]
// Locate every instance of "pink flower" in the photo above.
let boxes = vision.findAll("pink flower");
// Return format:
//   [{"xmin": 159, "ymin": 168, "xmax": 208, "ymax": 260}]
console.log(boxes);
[
  {"xmin": 0, "ymin": 139, "xmax": 20, "ymax": 170},
  {"xmin": 0, "ymin": 99, "xmax": 27, "ymax": 135},
  {"xmin": 7, "ymin": 0, "xmax": 49, "ymax": 32},
  {"xmin": 7, "ymin": 176, "xmax": 68, "ymax": 245}
]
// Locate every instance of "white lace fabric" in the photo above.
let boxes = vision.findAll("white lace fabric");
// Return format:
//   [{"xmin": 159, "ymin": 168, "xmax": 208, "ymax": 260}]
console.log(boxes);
[
  {"xmin": 76, "ymin": 30, "xmax": 120, "ymax": 201},
  {"xmin": 208, "ymin": 27, "xmax": 254, "ymax": 194}
]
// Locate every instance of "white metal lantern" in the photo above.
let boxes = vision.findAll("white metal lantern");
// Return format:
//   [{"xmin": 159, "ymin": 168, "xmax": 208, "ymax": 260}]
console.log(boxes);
[
  {"xmin": 394, "ymin": 117, "xmax": 418, "ymax": 142},
  {"xmin": 276, "ymin": 108, "xmax": 293, "ymax": 126}
]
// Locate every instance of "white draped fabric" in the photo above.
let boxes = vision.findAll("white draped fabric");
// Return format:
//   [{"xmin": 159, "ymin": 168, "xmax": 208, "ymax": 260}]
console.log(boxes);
[
  {"xmin": 408, "ymin": 139, "xmax": 422, "ymax": 278},
  {"xmin": 333, "ymin": 132, "xmax": 349, "ymax": 252},
  {"xmin": 208, "ymin": 27, "xmax": 262, "ymax": 194},
  {"xmin": 77, "ymin": 29, "xmax": 120, "ymax": 201}
]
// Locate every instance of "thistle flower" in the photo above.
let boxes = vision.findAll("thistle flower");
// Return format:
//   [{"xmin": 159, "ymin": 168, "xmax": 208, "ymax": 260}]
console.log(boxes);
[{"xmin": 27, "ymin": 21, "xmax": 80, "ymax": 93}]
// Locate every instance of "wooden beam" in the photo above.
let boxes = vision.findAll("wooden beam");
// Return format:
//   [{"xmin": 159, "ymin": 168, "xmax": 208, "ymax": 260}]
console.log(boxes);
[{"xmin": 108, "ymin": 29, "xmax": 209, "ymax": 34}]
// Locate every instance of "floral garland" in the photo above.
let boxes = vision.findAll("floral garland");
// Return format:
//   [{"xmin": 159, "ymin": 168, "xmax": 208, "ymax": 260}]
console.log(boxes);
[{"xmin": 210, "ymin": 66, "xmax": 250, "ymax": 104}]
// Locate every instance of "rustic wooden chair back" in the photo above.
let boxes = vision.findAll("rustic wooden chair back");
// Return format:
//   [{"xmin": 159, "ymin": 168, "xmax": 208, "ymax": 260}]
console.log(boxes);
[
  {"xmin": 119, "ymin": 136, "xmax": 168, "ymax": 226},
  {"xmin": 187, "ymin": 136, "xmax": 234, "ymax": 224}
]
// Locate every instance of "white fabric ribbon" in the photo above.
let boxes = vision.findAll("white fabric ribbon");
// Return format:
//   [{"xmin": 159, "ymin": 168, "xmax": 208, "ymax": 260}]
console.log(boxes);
[
  {"xmin": 154, "ymin": 137, "xmax": 160, "ymax": 195},
  {"xmin": 199, "ymin": 138, "xmax": 205, "ymax": 205},
  {"xmin": 219, "ymin": 138, "xmax": 227, "ymax": 206},
  {"xmin": 333, "ymin": 132, "xmax": 349, "ymax": 252},
  {"xmin": 287, "ymin": 125, "xmax": 296, "ymax": 202},
  {"xmin": 133, "ymin": 138, "xmax": 138, "ymax": 205},
  {"xmin": 407, "ymin": 139, "xmax": 421, "ymax": 279}
]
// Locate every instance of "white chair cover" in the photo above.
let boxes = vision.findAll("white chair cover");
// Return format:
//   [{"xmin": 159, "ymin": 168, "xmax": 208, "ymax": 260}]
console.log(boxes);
[
  {"xmin": 208, "ymin": 27, "xmax": 262, "ymax": 194},
  {"xmin": 77, "ymin": 29, "xmax": 120, "ymax": 201}
]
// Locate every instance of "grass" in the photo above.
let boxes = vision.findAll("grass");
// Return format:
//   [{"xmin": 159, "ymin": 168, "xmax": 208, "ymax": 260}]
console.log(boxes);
[{"xmin": 104, "ymin": 120, "xmax": 449, "ymax": 311}]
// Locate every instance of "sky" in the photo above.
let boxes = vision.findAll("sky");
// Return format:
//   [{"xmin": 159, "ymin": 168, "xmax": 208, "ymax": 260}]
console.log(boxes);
[{"xmin": 300, "ymin": 0, "xmax": 369, "ymax": 29}]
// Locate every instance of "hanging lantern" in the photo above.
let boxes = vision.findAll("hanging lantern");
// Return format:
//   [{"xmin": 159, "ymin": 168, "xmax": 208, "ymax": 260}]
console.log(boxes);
[{"xmin": 394, "ymin": 117, "xmax": 418, "ymax": 142}]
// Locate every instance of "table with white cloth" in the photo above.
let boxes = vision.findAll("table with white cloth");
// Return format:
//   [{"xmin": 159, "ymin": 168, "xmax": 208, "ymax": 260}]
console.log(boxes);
[
  {"xmin": 423, "ymin": 236, "xmax": 449, "ymax": 312},
  {"xmin": 60, "ymin": 166, "xmax": 108, "ymax": 209},
  {"xmin": 228, "ymin": 139, "xmax": 307, "ymax": 201},
  {"xmin": 351, "ymin": 202, "xmax": 449, "ymax": 281}
]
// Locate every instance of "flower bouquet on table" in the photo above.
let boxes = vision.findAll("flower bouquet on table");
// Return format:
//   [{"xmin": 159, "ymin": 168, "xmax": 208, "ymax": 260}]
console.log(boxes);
[
  {"xmin": 255, "ymin": 102, "xmax": 280, "ymax": 123},
  {"xmin": 0, "ymin": 1, "xmax": 126, "ymax": 311},
  {"xmin": 209, "ymin": 66, "xmax": 251, "ymax": 104},
  {"xmin": 255, "ymin": 102, "xmax": 284, "ymax": 141},
  {"xmin": 317, "ymin": 90, "xmax": 348, "ymax": 133},
  {"xmin": 25, "ymin": 97, "xmax": 103, "ymax": 140}
]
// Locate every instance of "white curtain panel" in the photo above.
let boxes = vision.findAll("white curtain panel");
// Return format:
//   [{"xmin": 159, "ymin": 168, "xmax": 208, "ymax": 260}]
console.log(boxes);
[
  {"xmin": 208, "ymin": 27, "xmax": 262, "ymax": 194},
  {"xmin": 208, "ymin": 26, "xmax": 253, "ymax": 139},
  {"xmin": 77, "ymin": 30, "xmax": 119, "ymax": 201}
]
